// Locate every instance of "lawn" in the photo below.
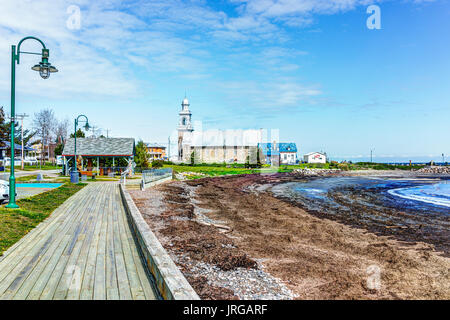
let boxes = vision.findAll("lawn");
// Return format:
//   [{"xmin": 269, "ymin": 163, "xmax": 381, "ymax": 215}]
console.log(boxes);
[
  {"xmin": 0, "ymin": 183, "xmax": 86, "ymax": 256},
  {"xmin": 163, "ymin": 161, "xmax": 425, "ymax": 178},
  {"xmin": 165, "ymin": 164, "xmax": 293, "ymax": 178},
  {"xmin": 4, "ymin": 164, "xmax": 61, "ymax": 172}
]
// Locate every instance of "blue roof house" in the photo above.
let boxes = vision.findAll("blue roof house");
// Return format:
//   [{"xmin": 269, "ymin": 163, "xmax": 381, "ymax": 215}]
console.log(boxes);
[{"xmin": 258, "ymin": 143, "xmax": 298, "ymax": 165}]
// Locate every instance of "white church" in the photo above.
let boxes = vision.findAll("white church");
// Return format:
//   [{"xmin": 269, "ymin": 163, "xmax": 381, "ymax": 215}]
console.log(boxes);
[{"xmin": 177, "ymin": 97, "xmax": 264, "ymax": 164}]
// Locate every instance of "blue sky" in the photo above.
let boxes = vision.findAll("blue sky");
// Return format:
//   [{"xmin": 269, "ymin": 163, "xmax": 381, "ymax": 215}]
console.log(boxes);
[{"xmin": 0, "ymin": 0, "xmax": 448, "ymax": 162}]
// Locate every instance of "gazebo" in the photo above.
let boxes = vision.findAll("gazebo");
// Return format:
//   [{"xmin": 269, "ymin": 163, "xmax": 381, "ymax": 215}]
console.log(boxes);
[{"xmin": 62, "ymin": 137, "xmax": 135, "ymax": 176}]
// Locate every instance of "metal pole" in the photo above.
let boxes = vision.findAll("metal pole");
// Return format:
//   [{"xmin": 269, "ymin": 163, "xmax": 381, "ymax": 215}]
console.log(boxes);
[
  {"xmin": 74, "ymin": 118, "xmax": 77, "ymax": 174},
  {"xmin": 7, "ymin": 45, "xmax": 18, "ymax": 208},
  {"xmin": 6, "ymin": 36, "xmax": 55, "ymax": 208},
  {"xmin": 21, "ymin": 117, "xmax": 24, "ymax": 169},
  {"xmin": 73, "ymin": 115, "xmax": 89, "ymax": 178}
]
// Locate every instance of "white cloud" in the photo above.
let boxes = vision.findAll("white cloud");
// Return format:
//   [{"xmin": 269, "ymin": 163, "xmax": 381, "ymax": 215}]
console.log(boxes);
[
  {"xmin": 0, "ymin": 0, "xmax": 434, "ymax": 103},
  {"xmin": 218, "ymin": 78, "xmax": 321, "ymax": 111}
]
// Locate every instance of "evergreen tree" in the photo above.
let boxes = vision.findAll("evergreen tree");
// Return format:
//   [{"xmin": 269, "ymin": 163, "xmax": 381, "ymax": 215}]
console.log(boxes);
[
  {"xmin": 0, "ymin": 107, "xmax": 8, "ymax": 145},
  {"xmin": 0, "ymin": 106, "xmax": 36, "ymax": 150},
  {"xmin": 54, "ymin": 143, "xmax": 64, "ymax": 156},
  {"xmin": 190, "ymin": 151, "xmax": 195, "ymax": 165},
  {"xmin": 70, "ymin": 128, "xmax": 86, "ymax": 138},
  {"xmin": 134, "ymin": 140, "xmax": 149, "ymax": 169}
]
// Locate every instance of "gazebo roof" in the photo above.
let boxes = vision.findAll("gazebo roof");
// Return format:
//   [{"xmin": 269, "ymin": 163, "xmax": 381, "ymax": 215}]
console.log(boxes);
[{"xmin": 62, "ymin": 137, "xmax": 135, "ymax": 157}]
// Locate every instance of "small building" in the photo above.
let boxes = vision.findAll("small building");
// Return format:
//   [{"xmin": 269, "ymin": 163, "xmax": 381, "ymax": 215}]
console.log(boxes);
[
  {"xmin": 146, "ymin": 143, "xmax": 166, "ymax": 161},
  {"xmin": 280, "ymin": 143, "xmax": 297, "ymax": 165},
  {"xmin": 259, "ymin": 143, "xmax": 298, "ymax": 165},
  {"xmin": 62, "ymin": 137, "xmax": 135, "ymax": 176},
  {"xmin": 31, "ymin": 142, "xmax": 57, "ymax": 163},
  {"xmin": 303, "ymin": 152, "xmax": 327, "ymax": 164},
  {"xmin": 0, "ymin": 141, "xmax": 35, "ymax": 158}
]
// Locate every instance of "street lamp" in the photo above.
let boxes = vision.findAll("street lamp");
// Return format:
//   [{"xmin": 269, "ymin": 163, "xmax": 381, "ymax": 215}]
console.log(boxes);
[
  {"xmin": 6, "ymin": 36, "xmax": 58, "ymax": 209},
  {"xmin": 71, "ymin": 115, "xmax": 90, "ymax": 183}
]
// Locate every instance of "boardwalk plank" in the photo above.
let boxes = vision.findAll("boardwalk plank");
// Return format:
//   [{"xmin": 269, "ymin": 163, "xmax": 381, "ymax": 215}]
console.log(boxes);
[
  {"xmin": 39, "ymin": 188, "xmax": 97, "ymax": 300},
  {"xmin": 0, "ymin": 189, "xmax": 91, "ymax": 298},
  {"xmin": 118, "ymin": 187, "xmax": 156, "ymax": 300},
  {"xmin": 93, "ymin": 184, "xmax": 109, "ymax": 300},
  {"xmin": 0, "ymin": 183, "xmax": 157, "ymax": 300},
  {"xmin": 0, "ymin": 191, "xmax": 83, "ymax": 282},
  {"xmin": 66, "ymin": 184, "xmax": 106, "ymax": 300}
]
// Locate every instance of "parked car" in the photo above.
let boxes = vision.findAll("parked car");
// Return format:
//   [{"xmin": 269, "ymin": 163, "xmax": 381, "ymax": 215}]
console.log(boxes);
[
  {"xmin": 0, "ymin": 179, "xmax": 10, "ymax": 203},
  {"xmin": 56, "ymin": 155, "xmax": 63, "ymax": 166}
]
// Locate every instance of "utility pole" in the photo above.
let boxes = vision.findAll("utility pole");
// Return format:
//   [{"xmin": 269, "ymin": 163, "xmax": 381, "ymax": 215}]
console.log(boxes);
[
  {"xmin": 370, "ymin": 149, "xmax": 374, "ymax": 163},
  {"xmin": 15, "ymin": 113, "xmax": 29, "ymax": 170},
  {"xmin": 106, "ymin": 129, "xmax": 110, "ymax": 138},
  {"xmin": 89, "ymin": 124, "xmax": 100, "ymax": 138}
]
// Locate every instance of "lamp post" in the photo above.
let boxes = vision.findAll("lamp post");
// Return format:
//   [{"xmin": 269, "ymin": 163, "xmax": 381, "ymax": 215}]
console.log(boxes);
[
  {"xmin": 72, "ymin": 115, "xmax": 90, "ymax": 183},
  {"xmin": 7, "ymin": 36, "xmax": 58, "ymax": 209}
]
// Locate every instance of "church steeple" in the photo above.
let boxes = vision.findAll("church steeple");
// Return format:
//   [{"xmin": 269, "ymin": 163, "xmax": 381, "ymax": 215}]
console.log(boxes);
[
  {"xmin": 178, "ymin": 96, "xmax": 193, "ymax": 131},
  {"xmin": 178, "ymin": 95, "xmax": 193, "ymax": 161}
]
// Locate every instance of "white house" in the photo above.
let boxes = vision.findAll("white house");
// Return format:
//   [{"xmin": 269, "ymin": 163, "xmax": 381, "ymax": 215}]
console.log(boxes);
[{"xmin": 303, "ymin": 152, "xmax": 327, "ymax": 164}]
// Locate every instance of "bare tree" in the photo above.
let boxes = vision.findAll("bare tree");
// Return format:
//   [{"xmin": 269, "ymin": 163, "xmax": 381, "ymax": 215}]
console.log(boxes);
[
  {"xmin": 33, "ymin": 109, "xmax": 56, "ymax": 165},
  {"xmin": 54, "ymin": 118, "xmax": 70, "ymax": 144}
]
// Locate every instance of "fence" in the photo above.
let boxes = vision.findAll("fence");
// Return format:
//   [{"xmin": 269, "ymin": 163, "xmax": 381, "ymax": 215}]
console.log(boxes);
[{"xmin": 141, "ymin": 168, "xmax": 173, "ymax": 190}]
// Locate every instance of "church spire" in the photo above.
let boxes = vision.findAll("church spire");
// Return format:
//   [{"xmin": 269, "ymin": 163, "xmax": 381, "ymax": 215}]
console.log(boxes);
[{"xmin": 179, "ymin": 95, "xmax": 193, "ymax": 130}]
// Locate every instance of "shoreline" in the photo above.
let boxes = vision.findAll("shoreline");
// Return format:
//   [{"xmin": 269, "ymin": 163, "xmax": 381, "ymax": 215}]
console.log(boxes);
[{"xmin": 129, "ymin": 171, "xmax": 450, "ymax": 299}]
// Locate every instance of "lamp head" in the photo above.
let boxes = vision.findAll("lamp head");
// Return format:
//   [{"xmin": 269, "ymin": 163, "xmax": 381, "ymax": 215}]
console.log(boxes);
[
  {"xmin": 84, "ymin": 122, "xmax": 90, "ymax": 131},
  {"xmin": 31, "ymin": 49, "xmax": 58, "ymax": 79}
]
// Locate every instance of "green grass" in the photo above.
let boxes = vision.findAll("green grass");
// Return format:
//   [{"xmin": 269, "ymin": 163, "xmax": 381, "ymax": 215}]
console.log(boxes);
[
  {"xmin": 164, "ymin": 161, "xmax": 427, "ymax": 177},
  {"xmin": 165, "ymin": 164, "xmax": 294, "ymax": 178},
  {"xmin": 4, "ymin": 163, "xmax": 61, "ymax": 172},
  {"xmin": 0, "ymin": 183, "xmax": 86, "ymax": 256}
]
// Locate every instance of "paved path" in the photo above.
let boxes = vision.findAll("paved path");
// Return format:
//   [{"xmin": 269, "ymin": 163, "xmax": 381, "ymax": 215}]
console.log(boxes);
[
  {"xmin": 0, "ymin": 169, "xmax": 61, "ymax": 181},
  {"xmin": 0, "ymin": 183, "xmax": 157, "ymax": 300}
]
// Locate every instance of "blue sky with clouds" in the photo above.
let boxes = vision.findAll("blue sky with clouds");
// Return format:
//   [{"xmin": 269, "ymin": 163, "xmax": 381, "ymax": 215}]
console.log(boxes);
[{"xmin": 0, "ymin": 0, "xmax": 448, "ymax": 162}]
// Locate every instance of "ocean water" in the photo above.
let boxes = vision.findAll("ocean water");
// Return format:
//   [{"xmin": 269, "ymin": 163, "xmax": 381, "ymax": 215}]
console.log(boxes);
[
  {"xmin": 388, "ymin": 183, "xmax": 450, "ymax": 208},
  {"xmin": 271, "ymin": 176, "xmax": 450, "ymax": 215},
  {"xmin": 270, "ymin": 176, "xmax": 449, "ymax": 254}
]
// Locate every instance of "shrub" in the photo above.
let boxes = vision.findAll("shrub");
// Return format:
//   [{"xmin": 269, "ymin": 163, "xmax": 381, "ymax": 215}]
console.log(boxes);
[
  {"xmin": 151, "ymin": 160, "xmax": 164, "ymax": 168},
  {"xmin": 338, "ymin": 163, "xmax": 350, "ymax": 171}
]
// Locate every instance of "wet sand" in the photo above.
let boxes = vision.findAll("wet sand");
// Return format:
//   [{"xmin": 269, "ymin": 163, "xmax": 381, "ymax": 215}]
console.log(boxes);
[{"xmin": 130, "ymin": 173, "xmax": 450, "ymax": 300}]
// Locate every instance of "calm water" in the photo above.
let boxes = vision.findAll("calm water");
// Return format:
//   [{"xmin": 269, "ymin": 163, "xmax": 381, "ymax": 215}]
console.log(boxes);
[{"xmin": 271, "ymin": 176, "xmax": 450, "ymax": 215}]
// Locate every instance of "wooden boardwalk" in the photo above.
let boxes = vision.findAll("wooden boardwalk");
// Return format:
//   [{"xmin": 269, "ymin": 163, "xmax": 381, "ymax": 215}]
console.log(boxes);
[{"xmin": 0, "ymin": 183, "xmax": 157, "ymax": 300}]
